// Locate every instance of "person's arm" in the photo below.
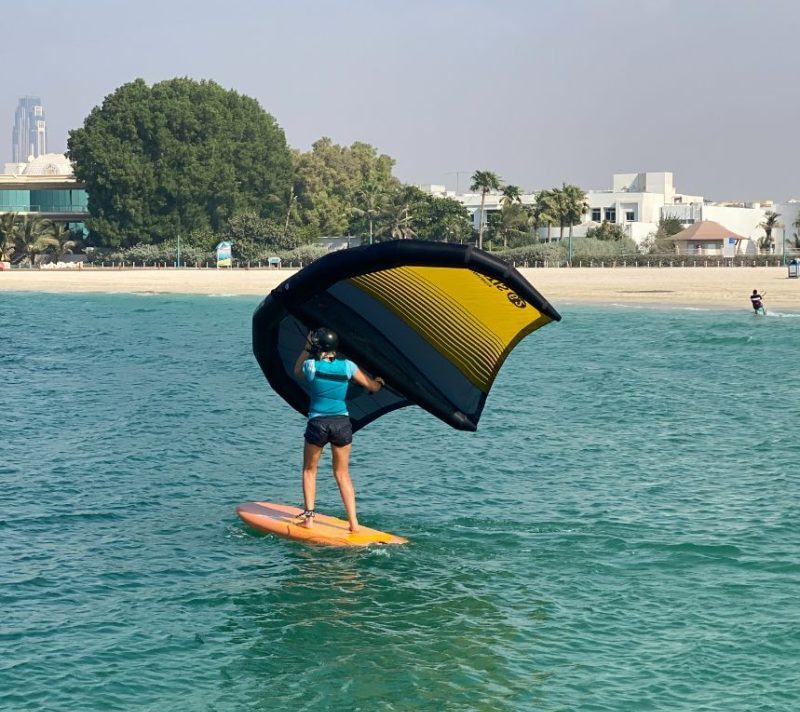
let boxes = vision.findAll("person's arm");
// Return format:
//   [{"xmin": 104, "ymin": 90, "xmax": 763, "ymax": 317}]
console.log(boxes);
[
  {"xmin": 293, "ymin": 333, "xmax": 315, "ymax": 379},
  {"xmin": 352, "ymin": 368, "xmax": 385, "ymax": 393}
]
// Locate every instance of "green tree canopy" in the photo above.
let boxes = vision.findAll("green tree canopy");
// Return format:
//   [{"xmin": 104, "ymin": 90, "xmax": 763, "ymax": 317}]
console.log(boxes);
[
  {"xmin": 641, "ymin": 216, "xmax": 685, "ymax": 254},
  {"xmin": 292, "ymin": 138, "xmax": 399, "ymax": 237},
  {"xmin": 0, "ymin": 212, "xmax": 19, "ymax": 261},
  {"xmin": 411, "ymin": 193, "xmax": 473, "ymax": 242},
  {"xmin": 470, "ymin": 170, "xmax": 502, "ymax": 250},
  {"xmin": 533, "ymin": 189, "xmax": 558, "ymax": 242},
  {"xmin": 585, "ymin": 220, "xmax": 627, "ymax": 241},
  {"xmin": 68, "ymin": 77, "xmax": 293, "ymax": 247},
  {"xmin": 658, "ymin": 216, "xmax": 685, "ymax": 236}
]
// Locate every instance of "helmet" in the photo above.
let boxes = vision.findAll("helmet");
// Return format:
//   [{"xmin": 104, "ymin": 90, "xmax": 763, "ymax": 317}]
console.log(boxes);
[{"xmin": 311, "ymin": 327, "xmax": 339, "ymax": 352}]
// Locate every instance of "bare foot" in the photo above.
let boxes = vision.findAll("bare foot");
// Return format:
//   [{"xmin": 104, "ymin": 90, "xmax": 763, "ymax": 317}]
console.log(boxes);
[{"xmin": 349, "ymin": 523, "xmax": 360, "ymax": 533}]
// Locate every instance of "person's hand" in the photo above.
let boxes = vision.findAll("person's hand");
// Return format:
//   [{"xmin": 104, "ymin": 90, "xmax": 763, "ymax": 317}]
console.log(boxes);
[{"xmin": 375, "ymin": 377, "xmax": 385, "ymax": 388}]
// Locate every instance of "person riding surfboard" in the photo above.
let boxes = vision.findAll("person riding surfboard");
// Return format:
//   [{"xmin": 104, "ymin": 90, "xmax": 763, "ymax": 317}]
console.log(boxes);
[
  {"xmin": 750, "ymin": 289, "xmax": 766, "ymax": 315},
  {"xmin": 293, "ymin": 327, "xmax": 384, "ymax": 533}
]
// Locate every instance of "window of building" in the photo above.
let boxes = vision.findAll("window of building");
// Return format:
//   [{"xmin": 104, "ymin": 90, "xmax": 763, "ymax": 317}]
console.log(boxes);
[
  {"xmin": 591, "ymin": 208, "xmax": 601, "ymax": 222},
  {"xmin": 625, "ymin": 210, "xmax": 635, "ymax": 222},
  {"xmin": 604, "ymin": 208, "xmax": 616, "ymax": 223}
]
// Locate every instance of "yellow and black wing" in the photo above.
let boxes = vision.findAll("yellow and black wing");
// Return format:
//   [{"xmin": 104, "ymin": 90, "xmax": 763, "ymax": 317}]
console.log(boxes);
[{"xmin": 253, "ymin": 240, "xmax": 560, "ymax": 432}]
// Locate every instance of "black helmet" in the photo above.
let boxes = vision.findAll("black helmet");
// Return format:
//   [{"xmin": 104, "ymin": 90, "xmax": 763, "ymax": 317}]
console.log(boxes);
[{"xmin": 311, "ymin": 327, "xmax": 339, "ymax": 352}]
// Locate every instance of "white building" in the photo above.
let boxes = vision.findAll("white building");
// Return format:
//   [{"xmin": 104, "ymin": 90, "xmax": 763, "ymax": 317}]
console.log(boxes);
[
  {"xmin": 582, "ymin": 172, "xmax": 704, "ymax": 243},
  {"xmin": 421, "ymin": 172, "xmax": 781, "ymax": 253},
  {"xmin": 767, "ymin": 200, "xmax": 800, "ymax": 258}
]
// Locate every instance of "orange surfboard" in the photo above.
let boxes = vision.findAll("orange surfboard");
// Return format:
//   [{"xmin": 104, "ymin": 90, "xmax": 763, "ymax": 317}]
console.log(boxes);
[{"xmin": 236, "ymin": 501, "xmax": 408, "ymax": 547}]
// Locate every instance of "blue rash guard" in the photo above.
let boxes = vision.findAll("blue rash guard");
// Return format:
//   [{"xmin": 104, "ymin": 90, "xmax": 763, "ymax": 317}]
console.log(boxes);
[{"xmin": 302, "ymin": 357, "xmax": 358, "ymax": 420}]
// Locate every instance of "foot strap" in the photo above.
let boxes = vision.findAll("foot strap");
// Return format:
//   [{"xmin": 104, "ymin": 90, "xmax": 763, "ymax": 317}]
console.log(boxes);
[{"xmin": 296, "ymin": 509, "xmax": 315, "ymax": 521}]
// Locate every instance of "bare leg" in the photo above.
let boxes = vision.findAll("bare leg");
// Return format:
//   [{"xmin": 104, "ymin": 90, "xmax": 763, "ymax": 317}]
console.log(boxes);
[
  {"xmin": 331, "ymin": 443, "xmax": 359, "ymax": 532},
  {"xmin": 301, "ymin": 441, "xmax": 323, "ymax": 528}
]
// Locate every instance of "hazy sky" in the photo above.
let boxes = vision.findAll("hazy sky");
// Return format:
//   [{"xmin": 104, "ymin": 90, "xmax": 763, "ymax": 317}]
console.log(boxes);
[{"xmin": 2, "ymin": 0, "xmax": 798, "ymax": 200}]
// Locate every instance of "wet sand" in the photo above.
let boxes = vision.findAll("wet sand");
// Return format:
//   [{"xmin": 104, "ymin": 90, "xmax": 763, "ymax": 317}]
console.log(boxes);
[{"xmin": 2, "ymin": 265, "xmax": 799, "ymax": 310}]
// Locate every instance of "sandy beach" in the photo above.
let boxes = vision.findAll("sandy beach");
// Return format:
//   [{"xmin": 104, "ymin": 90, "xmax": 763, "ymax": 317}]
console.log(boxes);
[{"xmin": 2, "ymin": 265, "xmax": 799, "ymax": 310}]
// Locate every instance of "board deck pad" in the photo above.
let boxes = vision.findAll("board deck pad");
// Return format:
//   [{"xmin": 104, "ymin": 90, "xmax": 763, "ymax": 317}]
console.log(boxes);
[{"xmin": 236, "ymin": 501, "xmax": 408, "ymax": 547}]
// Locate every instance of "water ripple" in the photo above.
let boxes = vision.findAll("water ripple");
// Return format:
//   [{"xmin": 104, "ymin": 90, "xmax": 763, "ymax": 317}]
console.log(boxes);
[{"xmin": 2, "ymin": 296, "xmax": 799, "ymax": 711}]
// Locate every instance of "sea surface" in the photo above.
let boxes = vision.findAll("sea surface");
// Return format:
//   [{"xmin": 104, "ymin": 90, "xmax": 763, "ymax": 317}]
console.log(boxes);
[{"xmin": 2, "ymin": 291, "xmax": 799, "ymax": 711}]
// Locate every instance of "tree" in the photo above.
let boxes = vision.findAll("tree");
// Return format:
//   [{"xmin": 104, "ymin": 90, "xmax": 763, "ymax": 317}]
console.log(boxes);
[
  {"xmin": 292, "ymin": 138, "xmax": 399, "ymax": 237},
  {"xmin": 14, "ymin": 216, "xmax": 58, "ymax": 265},
  {"xmin": 375, "ymin": 186, "xmax": 421, "ymax": 240},
  {"xmin": 561, "ymin": 183, "xmax": 589, "ymax": 264},
  {"xmin": 412, "ymin": 194, "xmax": 473, "ymax": 242},
  {"xmin": 533, "ymin": 190, "xmax": 557, "ymax": 242},
  {"xmin": 500, "ymin": 184, "xmax": 522, "ymax": 208},
  {"xmin": 470, "ymin": 170, "xmax": 502, "ymax": 250},
  {"xmin": 350, "ymin": 181, "xmax": 386, "ymax": 244},
  {"xmin": 658, "ymin": 216, "xmax": 684, "ymax": 236},
  {"xmin": 68, "ymin": 77, "xmax": 292, "ymax": 247},
  {"xmin": 641, "ymin": 216, "xmax": 684, "ymax": 254},
  {"xmin": 788, "ymin": 214, "xmax": 800, "ymax": 254},
  {"xmin": 487, "ymin": 185, "xmax": 526, "ymax": 248},
  {"xmin": 221, "ymin": 210, "xmax": 297, "ymax": 257},
  {"xmin": 494, "ymin": 202, "xmax": 529, "ymax": 248},
  {"xmin": 0, "ymin": 212, "xmax": 19, "ymax": 261},
  {"xmin": 49, "ymin": 224, "xmax": 79, "ymax": 261},
  {"xmin": 759, "ymin": 210, "xmax": 781, "ymax": 253},
  {"xmin": 586, "ymin": 220, "xmax": 627, "ymax": 241},
  {"xmin": 563, "ymin": 185, "xmax": 588, "ymax": 236}
]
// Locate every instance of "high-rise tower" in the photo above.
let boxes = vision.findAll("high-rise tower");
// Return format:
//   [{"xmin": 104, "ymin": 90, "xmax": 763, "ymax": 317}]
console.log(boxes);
[{"xmin": 11, "ymin": 96, "xmax": 47, "ymax": 163}]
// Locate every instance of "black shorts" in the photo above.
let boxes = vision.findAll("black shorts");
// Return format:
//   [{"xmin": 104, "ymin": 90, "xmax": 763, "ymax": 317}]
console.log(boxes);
[{"xmin": 304, "ymin": 415, "xmax": 353, "ymax": 447}]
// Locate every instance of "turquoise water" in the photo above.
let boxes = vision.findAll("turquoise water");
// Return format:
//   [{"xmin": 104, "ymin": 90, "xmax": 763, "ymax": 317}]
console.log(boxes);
[{"xmin": 2, "ymin": 291, "xmax": 799, "ymax": 711}]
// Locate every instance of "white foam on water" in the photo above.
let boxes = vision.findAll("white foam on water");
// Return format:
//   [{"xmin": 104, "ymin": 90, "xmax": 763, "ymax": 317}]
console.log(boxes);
[{"xmin": 766, "ymin": 311, "xmax": 800, "ymax": 318}]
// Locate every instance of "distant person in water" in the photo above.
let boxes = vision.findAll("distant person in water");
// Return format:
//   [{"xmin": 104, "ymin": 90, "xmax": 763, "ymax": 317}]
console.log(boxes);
[
  {"xmin": 750, "ymin": 289, "xmax": 766, "ymax": 314},
  {"xmin": 293, "ymin": 327, "xmax": 384, "ymax": 533}
]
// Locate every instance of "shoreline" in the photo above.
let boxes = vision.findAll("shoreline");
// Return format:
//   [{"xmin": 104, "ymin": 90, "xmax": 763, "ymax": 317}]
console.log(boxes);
[{"xmin": 2, "ymin": 266, "xmax": 799, "ymax": 311}]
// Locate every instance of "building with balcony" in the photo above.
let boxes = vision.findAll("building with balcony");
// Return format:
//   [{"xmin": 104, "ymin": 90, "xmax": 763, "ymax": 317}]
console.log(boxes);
[
  {"xmin": 421, "ymin": 172, "xmax": 778, "ymax": 254},
  {"xmin": 0, "ymin": 153, "xmax": 89, "ymax": 231}
]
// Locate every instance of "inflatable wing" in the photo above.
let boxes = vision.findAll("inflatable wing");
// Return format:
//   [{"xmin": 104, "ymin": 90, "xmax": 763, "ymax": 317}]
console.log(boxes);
[{"xmin": 253, "ymin": 240, "xmax": 561, "ymax": 432}]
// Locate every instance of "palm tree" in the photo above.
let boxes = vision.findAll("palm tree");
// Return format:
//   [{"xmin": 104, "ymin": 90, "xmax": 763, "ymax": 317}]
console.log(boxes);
[
  {"xmin": 351, "ymin": 181, "xmax": 386, "ymax": 245},
  {"xmin": 0, "ymin": 212, "xmax": 20, "ymax": 262},
  {"xmin": 376, "ymin": 187, "xmax": 418, "ymax": 240},
  {"xmin": 549, "ymin": 187, "xmax": 572, "ymax": 241},
  {"xmin": 470, "ymin": 170, "xmax": 502, "ymax": 249},
  {"xmin": 499, "ymin": 184, "xmax": 522, "ymax": 208},
  {"xmin": 563, "ymin": 184, "xmax": 589, "ymax": 236},
  {"xmin": 50, "ymin": 223, "xmax": 79, "ymax": 262},
  {"xmin": 788, "ymin": 214, "xmax": 800, "ymax": 255},
  {"xmin": 495, "ymin": 185, "xmax": 524, "ymax": 248},
  {"xmin": 534, "ymin": 190, "xmax": 557, "ymax": 242},
  {"xmin": 563, "ymin": 183, "xmax": 589, "ymax": 264},
  {"xmin": 14, "ymin": 215, "xmax": 58, "ymax": 266},
  {"xmin": 759, "ymin": 210, "xmax": 781, "ymax": 254}
]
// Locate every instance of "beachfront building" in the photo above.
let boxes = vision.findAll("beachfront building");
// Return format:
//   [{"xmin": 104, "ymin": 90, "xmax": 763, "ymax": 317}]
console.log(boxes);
[
  {"xmin": 669, "ymin": 221, "xmax": 748, "ymax": 256},
  {"xmin": 661, "ymin": 201, "xmax": 770, "ymax": 255},
  {"xmin": 11, "ymin": 96, "xmax": 47, "ymax": 164},
  {"xmin": 582, "ymin": 172, "xmax": 704, "ymax": 243},
  {"xmin": 421, "ymin": 172, "xmax": 777, "ymax": 254},
  {"xmin": 420, "ymin": 172, "xmax": 703, "ymax": 242},
  {"xmin": 0, "ymin": 153, "xmax": 89, "ymax": 231}
]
